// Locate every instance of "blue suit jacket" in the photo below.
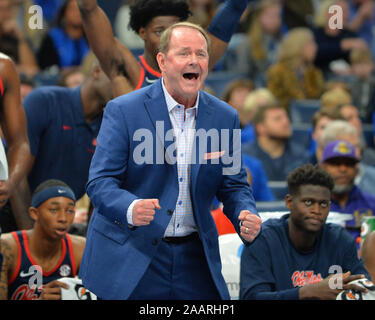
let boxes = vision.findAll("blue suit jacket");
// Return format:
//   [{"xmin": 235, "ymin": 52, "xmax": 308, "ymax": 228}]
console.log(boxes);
[{"xmin": 79, "ymin": 79, "xmax": 258, "ymax": 299}]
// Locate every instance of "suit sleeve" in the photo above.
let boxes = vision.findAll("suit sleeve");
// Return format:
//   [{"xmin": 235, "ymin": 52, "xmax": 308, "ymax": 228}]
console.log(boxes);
[{"xmin": 86, "ymin": 99, "xmax": 138, "ymax": 226}]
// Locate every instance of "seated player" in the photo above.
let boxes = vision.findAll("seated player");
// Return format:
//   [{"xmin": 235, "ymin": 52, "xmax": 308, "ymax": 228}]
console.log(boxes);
[{"xmin": 0, "ymin": 179, "xmax": 86, "ymax": 300}]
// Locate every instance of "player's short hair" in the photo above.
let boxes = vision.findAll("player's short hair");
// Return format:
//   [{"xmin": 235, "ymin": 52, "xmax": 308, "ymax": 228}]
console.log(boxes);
[
  {"xmin": 287, "ymin": 164, "xmax": 334, "ymax": 196},
  {"xmin": 129, "ymin": 0, "xmax": 191, "ymax": 33}
]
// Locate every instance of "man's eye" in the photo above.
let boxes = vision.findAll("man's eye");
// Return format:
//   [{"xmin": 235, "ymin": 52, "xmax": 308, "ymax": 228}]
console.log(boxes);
[
  {"xmin": 320, "ymin": 201, "xmax": 329, "ymax": 208},
  {"xmin": 304, "ymin": 200, "xmax": 312, "ymax": 206}
]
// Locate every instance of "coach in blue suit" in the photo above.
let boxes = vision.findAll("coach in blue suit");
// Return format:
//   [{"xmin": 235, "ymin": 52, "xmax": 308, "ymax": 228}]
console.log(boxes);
[{"xmin": 79, "ymin": 22, "xmax": 261, "ymax": 300}]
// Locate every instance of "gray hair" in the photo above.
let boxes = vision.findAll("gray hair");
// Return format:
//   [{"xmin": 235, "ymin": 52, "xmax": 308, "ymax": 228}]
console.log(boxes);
[{"xmin": 320, "ymin": 120, "xmax": 358, "ymax": 148}]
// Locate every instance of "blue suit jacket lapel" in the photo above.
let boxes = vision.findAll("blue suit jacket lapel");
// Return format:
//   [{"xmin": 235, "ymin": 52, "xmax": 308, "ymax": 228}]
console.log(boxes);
[{"xmin": 144, "ymin": 80, "xmax": 177, "ymax": 167}]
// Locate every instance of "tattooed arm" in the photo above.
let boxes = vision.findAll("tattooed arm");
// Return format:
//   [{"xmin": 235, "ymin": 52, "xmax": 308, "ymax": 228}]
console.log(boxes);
[{"xmin": 0, "ymin": 234, "xmax": 16, "ymax": 300}]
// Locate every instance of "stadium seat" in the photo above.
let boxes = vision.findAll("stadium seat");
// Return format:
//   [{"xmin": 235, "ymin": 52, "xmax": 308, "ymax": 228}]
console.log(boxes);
[
  {"xmin": 290, "ymin": 99, "xmax": 321, "ymax": 124},
  {"xmin": 256, "ymin": 201, "xmax": 288, "ymax": 212},
  {"xmin": 267, "ymin": 181, "xmax": 288, "ymax": 201},
  {"xmin": 291, "ymin": 123, "xmax": 312, "ymax": 147},
  {"xmin": 204, "ymin": 71, "xmax": 247, "ymax": 98},
  {"xmin": 363, "ymin": 123, "xmax": 374, "ymax": 148}
]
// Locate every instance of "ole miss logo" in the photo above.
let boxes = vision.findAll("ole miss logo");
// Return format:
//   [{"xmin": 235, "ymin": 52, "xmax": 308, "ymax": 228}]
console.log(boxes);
[{"xmin": 291, "ymin": 271, "xmax": 323, "ymax": 287}]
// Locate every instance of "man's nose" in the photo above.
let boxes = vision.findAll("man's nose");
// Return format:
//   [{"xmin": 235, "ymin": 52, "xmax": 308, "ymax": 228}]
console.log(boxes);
[
  {"xmin": 57, "ymin": 210, "xmax": 68, "ymax": 222},
  {"xmin": 337, "ymin": 163, "xmax": 350, "ymax": 171},
  {"xmin": 310, "ymin": 202, "xmax": 322, "ymax": 215},
  {"xmin": 189, "ymin": 53, "xmax": 198, "ymax": 64}
]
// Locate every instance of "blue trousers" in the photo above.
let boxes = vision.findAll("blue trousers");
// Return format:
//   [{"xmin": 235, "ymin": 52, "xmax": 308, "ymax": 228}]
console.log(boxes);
[{"xmin": 128, "ymin": 234, "xmax": 221, "ymax": 300}]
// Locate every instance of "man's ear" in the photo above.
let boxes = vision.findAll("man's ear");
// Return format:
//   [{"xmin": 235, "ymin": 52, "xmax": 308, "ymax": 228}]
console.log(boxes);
[
  {"xmin": 138, "ymin": 27, "xmax": 147, "ymax": 41},
  {"xmin": 156, "ymin": 52, "xmax": 165, "ymax": 73},
  {"xmin": 285, "ymin": 194, "xmax": 293, "ymax": 211},
  {"xmin": 29, "ymin": 207, "xmax": 38, "ymax": 222}
]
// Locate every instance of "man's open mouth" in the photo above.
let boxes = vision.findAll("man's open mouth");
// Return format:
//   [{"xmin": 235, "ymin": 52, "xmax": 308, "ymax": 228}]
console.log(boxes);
[{"xmin": 183, "ymin": 73, "xmax": 199, "ymax": 80}]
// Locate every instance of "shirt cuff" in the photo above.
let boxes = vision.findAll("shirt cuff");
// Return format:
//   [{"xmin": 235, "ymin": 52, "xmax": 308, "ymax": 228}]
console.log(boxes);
[{"xmin": 127, "ymin": 199, "xmax": 142, "ymax": 227}]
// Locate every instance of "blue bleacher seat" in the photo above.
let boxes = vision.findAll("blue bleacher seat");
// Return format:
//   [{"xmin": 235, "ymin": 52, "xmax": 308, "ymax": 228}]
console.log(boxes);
[
  {"xmin": 291, "ymin": 123, "xmax": 312, "ymax": 148},
  {"xmin": 256, "ymin": 201, "xmax": 288, "ymax": 212},
  {"xmin": 363, "ymin": 124, "xmax": 374, "ymax": 148},
  {"xmin": 267, "ymin": 181, "xmax": 288, "ymax": 201},
  {"xmin": 204, "ymin": 71, "xmax": 247, "ymax": 99},
  {"xmin": 290, "ymin": 99, "xmax": 321, "ymax": 124}
]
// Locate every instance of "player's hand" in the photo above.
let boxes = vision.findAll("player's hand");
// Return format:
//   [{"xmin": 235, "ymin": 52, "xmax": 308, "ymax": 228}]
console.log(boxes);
[
  {"xmin": 132, "ymin": 199, "xmax": 161, "ymax": 226},
  {"xmin": 300, "ymin": 272, "xmax": 368, "ymax": 300},
  {"xmin": 238, "ymin": 210, "xmax": 261, "ymax": 242},
  {"xmin": 38, "ymin": 280, "xmax": 70, "ymax": 300}
]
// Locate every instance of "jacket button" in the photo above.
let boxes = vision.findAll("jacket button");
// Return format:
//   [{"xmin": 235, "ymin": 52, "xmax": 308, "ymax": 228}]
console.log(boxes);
[
  {"xmin": 167, "ymin": 209, "xmax": 173, "ymax": 215},
  {"xmin": 152, "ymin": 239, "xmax": 158, "ymax": 245}
]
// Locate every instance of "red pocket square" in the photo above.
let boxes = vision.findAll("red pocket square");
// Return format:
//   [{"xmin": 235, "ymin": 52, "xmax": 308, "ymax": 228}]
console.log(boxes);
[{"xmin": 204, "ymin": 151, "xmax": 225, "ymax": 160}]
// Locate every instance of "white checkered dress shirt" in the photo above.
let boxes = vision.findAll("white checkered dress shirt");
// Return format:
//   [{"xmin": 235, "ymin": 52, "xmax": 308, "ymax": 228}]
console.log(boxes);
[
  {"xmin": 127, "ymin": 79, "xmax": 199, "ymax": 236},
  {"xmin": 162, "ymin": 79, "xmax": 198, "ymax": 237}
]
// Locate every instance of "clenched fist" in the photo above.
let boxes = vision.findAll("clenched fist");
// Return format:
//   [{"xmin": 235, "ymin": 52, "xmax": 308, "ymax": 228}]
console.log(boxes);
[{"xmin": 132, "ymin": 199, "xmax": 161, "ymax": 226}]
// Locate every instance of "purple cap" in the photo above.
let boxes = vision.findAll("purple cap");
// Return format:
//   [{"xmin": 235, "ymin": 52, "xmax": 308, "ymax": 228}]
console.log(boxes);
[{"xmin": 322, "ymin": 140, "xmax": 359, "ymax": 163}]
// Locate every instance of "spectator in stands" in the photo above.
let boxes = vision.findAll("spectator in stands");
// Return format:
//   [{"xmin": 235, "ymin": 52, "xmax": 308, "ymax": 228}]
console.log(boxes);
[
  {"xmin": 242, "ymin": 88, "xmax": 277, "ymax": 145},
  {"xmin": 78, "ymin": 0, "xmax": 250, "ymax": 97},
  {"xmin": 334, "ymin": 103, "xmax": 375, "ymax": 165},
  {"xmin": 309, "ymin": 108, "xmax": 343, "ymax": 162},
  {"xmin": 320, "ymin": 86, "xmax": 352, "ymax": 109},
  {"xmin": 0, "ymin": 53, "xmax": 32, "ymax": 233},
  {"xmin": 361, "ymin": 230, "xmax": 375, "ymax": 281},
  {"xmin": 243, "ymin": 102, "xmax": 310, "ymax": 181},
  {"xmin": 267, "ymin": 27, "xmax": 324, "ymax": 111},
  {"xmin": 222, "ymin": 79, "xmax": 254, "ymax": 143},
  {"xmin": 0, "ymin": 179, "xmax": 86, "ymax": 300},
  {"xmin": 240, "ymin": 163, "xmax": 370, "ymax": 300},
  {"xmin": 227, "ymin": 0, "xmax": 282, "ymax": 86},
  {"xmin": 312, "ymin": 0, "xmax": 368, "ymax": 75},
  {"xmin": 37, "ymin": 0, "xmax": 90, "ymax": 70},
  {"xmin": 11, "ymin": 61, "xmax": 112, "ymax": 231},
  {"xmin": 57, "ymin": 66, "xmax": 85, "ymax": 88},
  {"xmin": 320, "ymin": 140, "xmax": 375, "ymax": 242},
  {"xmin": 347, "ymin": 48, "xmax": 375, "ymax": 123},
  {"xmin": 317, "ymin": 120, "xmax": 375, "ymax": 198},
  {"xmin": 0, "ymin": 0, "xmax": 38, "ymax": 76}
]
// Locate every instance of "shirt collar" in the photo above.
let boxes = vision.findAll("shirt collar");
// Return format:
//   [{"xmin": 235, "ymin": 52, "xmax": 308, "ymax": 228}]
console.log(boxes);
[{"xmin": 161, "ymin": 77, "xmax": 199, "ymax": 117}]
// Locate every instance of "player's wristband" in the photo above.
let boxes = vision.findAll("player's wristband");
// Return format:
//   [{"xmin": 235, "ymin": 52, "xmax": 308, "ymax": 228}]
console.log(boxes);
[{"xmin": 207, "ymin": 0, "xmax": 249, "ymax": 43}]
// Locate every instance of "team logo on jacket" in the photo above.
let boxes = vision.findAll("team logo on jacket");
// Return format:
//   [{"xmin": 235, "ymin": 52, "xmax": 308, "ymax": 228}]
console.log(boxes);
[
  {"xmin": 59, "ymin": 264, "xmax": 71, "ymax": 277},
  {"xmin": 291, "ymin": 271, "xmax": 323, "ymax": 287}
]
